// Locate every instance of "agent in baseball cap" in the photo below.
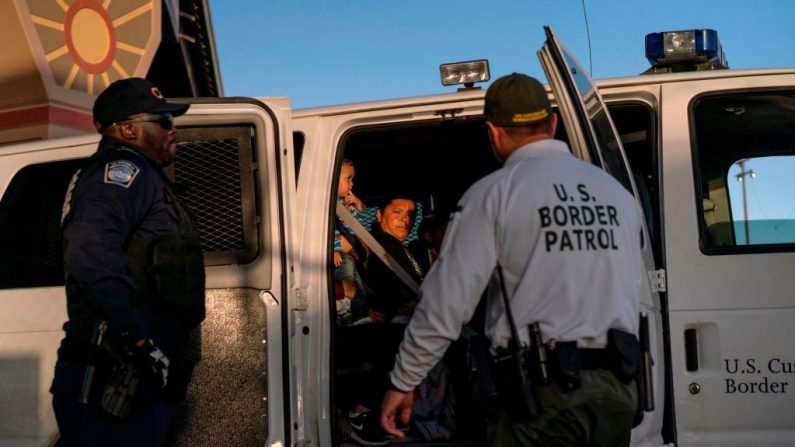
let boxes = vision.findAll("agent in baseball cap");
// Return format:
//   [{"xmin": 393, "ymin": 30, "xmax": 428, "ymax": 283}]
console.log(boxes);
[
  {"xmin": 483, "ymin": 73, "xmax": 552, "ymax": 126},
  {"xmin": 54, "ymin": 77, "xmax": 203, "ymax": 444},
  {"xmin": 382, "ymin": 71, "xmax": 644, "ymax": 446},
  {"xmin": 482, "ymin": 72, "xmax": 557, "ymax": 163},
  {"xmin": 93, "ymin": 77, "xmax": 190, "ymax": 133},
  {"xmin": 91, "ymin": 77, "xmax": 189, "ymax": 166}
]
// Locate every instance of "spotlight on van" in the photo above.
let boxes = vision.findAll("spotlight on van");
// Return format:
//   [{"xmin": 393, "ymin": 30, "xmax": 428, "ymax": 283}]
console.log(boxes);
[{"xmin": 440, "ymin": 59, "xmax": 490, "ymax": 89}]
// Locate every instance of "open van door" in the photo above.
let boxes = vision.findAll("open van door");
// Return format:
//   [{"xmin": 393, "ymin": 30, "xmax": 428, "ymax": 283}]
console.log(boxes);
[
  {"xmin": 0, "ymin": 99, "xmax": 295, "ymax": 446},
  {"xmin": 537, "ymin": 26, "xmax": 665, "ymax": 446}
]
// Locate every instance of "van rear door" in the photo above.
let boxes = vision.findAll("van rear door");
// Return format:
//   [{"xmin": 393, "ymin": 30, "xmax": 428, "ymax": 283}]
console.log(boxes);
[
  {"xmin": 538, "ymin": 25, "xmax": 665, "ymax": 446},
  {"xmin": 0, "ymin": 99, "xmax": 295, "ymax": 447}
]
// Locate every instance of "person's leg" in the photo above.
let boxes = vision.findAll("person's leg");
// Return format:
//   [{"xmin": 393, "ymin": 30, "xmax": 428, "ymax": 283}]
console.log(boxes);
[
  {"xmin": 485, "ymin": 370, "xmax": 635, "ymax": 447},
  {"xmin": 117, "ymin": 398, "xmax": 175, "ymax": 447},
  {"xmin": 52, "ymin": 359, "xmax": 176, "ymax": 447},
  {"xmin": 585, "ymin": 370, "xmax": 636, "ymax": 447},
  {"xmin": 335, "ymin": 253, "xmax": 359, "ymax": 325},
  {"xmin": 340, "ymin": 253, "xmax": 359, "ymax": 301},
  {"xmin": 51, "ymin": 360, "xmax": 86, "ymax": 446},
  {"xmin": 343, "ymin": 323, "xmax": 408, "ymax": 444},
  {"xmin": 350, "ymin": 262, "xmax": 367, "ymax": 320}
]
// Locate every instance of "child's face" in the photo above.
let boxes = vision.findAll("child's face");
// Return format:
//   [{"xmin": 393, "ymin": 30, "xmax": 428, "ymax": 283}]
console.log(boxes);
[{"xmin": 337, "ymin": 164, "xmax": 355, "ymax": 197}]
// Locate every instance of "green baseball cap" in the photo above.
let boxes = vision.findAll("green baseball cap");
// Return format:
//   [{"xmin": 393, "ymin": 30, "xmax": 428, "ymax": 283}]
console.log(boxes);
[{"xmin": 484, "ymin": 73, "xmax": 551, "ymax": 126}]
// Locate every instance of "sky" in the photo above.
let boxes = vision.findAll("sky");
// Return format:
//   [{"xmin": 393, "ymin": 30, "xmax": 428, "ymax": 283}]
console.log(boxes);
[
  {"xmin": 211, "ymin": 0, "xmax": 795, "ymax": 229},
  {"xmin": 211, "ymin": 0, "xmax": 795, "ymax": 109}
]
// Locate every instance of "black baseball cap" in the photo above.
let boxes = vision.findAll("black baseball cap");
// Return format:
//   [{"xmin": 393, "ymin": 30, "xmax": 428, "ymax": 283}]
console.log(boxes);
[
  {"xmin": 483, "ymin": 73, "xmax": 552, "ymax": 126},
  {"xmin": 93, "ymin": 77, "xmax": 189, "ymax": 132}
]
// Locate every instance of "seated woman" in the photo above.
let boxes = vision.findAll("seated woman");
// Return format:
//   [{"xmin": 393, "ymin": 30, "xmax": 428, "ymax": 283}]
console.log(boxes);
[
  {"xmin": 340, "ymin": 195, "xmax": 454, "ymax": 445},
  {"xmin": 364, "ymin": 195, "xmax": 425, "ymax": 323}
]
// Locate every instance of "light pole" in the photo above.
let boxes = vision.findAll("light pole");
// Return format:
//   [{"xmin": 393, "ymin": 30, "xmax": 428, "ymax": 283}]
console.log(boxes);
[{"xmin": 735, "ymin": 159, "xmax": 756, "ymax": 244}]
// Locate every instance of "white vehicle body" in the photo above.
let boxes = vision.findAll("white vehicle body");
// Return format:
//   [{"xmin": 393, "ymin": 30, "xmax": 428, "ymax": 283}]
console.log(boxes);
[{"xmin": 0, "ymin": 28, "xmax": 793, "ymax": 446}]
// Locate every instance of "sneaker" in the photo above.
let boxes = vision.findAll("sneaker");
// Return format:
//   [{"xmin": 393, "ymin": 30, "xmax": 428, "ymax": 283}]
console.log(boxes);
[
  {"xmin": 336, "ymin": 298, "xmax": 353, "ymax": 326},
  {"xmin": 348, "ymin": 411, "xmax": 390, "ymax": 446}
]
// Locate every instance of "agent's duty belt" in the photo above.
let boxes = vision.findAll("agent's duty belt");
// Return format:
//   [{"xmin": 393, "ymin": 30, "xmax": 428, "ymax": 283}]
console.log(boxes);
[
  {"xmin": 554, "ymin": 346, "xmax": 611, "ymax": 371},
  {"xmin": 57, "ymin": 336, "xmax": 97, "ymax": 364}
]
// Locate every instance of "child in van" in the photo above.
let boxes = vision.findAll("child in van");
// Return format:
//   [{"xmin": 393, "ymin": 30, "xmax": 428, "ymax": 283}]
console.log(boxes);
[{"xmin": 334, "ymin": 159, "xmax": 368, "ymax": 325}]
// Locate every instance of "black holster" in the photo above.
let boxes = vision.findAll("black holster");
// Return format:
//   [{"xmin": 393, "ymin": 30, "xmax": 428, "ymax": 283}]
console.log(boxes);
[
  {"xmin": 606, "ymin": 328, "xmax": 643, "ymax": 427},
  {"xmin": 100, "ymin": 361, "xmax": 139, "ymax": 418},
  {"xmin": 547, "ymin": 341, "xmax": 583, "ymax": 392},
  {"xmin": 607, "ymin": 329, "xmax": 640, "ymax": 384},
  {"xmin": 491, "ymin": 348, "xmax": 541, "ymax": 422},
  {"xmin": 465, "ymin": 330, "xmax": 500, "ymax": 415}
]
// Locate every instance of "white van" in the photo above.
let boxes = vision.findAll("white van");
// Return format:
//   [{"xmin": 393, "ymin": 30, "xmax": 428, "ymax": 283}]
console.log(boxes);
[{"xmin": 1, "ymin": 27, "xmax": 793, "ymax": 446}]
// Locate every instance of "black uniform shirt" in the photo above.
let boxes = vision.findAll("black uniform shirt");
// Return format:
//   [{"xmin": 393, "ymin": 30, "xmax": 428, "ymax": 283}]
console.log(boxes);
[{"xmin": 61, "ymin": 137, "xmax": 182, "ymax": 350}]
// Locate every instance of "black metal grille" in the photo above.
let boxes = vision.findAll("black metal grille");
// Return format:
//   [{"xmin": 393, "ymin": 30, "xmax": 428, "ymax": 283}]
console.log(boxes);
[{"xmin": 172, "ymin": 126, "xmax": 258, "ymax": 265}]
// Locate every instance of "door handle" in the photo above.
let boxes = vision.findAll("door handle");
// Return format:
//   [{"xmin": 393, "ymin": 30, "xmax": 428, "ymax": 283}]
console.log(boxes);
[{"xmin": 684, "ymin": 328, "xmax": 699, "ymax": 372}]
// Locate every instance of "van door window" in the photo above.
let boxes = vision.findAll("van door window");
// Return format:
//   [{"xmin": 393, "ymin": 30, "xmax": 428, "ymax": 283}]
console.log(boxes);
[
  {"xmin": 0, "ymin": 126, "xmax": 261, "ymax": 290},
  {"xmin": 172, "ymin": 126, "xmax": 260, "ymax": 266},
  {"xmin": 694, "ymin": 90, "xmax": 795, "ymax": 253},
  {"xmin": 559, "ymin": 50, "xmax": 635, "ymax": 193},
  {"xmin": 608, "ymin": 103, "xmax": 659, "ymax": 251},
  {"xmin": 0, "ymin": 159, "xmax": 81, "ymax": 289},
  {"xmin": 293, "ymin": 131, "xmax": 305, "ymax": 181}
]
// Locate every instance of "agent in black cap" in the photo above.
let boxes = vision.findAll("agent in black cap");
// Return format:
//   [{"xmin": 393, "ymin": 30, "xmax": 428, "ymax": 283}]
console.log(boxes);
[
  {"xmin": 381, "ymin": 72, "xmax": 646, "ymax": 447},
  {"xmin": 52, "ymin": 78, "xmax": 204, "ymax": 446},
  {"xmin": 92, "ymin": 77, "xmax": 190, "ymax": 165}
]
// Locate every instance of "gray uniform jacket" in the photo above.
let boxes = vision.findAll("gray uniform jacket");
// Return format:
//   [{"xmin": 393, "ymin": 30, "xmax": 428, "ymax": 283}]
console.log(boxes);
[{"xmin": 390, "ymin": 139, "xmax": 649, "ymax": 391}]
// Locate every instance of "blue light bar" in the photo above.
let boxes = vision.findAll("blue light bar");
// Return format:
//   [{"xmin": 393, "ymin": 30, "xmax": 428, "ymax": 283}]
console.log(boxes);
[{"xmin": 644, "ymin": 29, "xmax": 727, "ymax": 71}]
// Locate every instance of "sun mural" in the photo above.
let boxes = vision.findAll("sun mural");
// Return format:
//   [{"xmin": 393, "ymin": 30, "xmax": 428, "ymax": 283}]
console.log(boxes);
[{"xmin": 27, "ymin": 0, "xmax": 157, "ymax": 95}]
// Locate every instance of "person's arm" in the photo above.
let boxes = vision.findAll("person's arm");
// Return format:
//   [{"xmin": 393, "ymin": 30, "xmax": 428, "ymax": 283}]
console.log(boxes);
[
  {"xmin": 344, "ymin": 190, "xmax": 365, "ymax": 212},
  {"xmin": 333, "ymin": 251, "xmax": 343, "ymax": 267},
  {"xmin": 63, "ymin": 159, "xmax": 153, "ymax": 345}
]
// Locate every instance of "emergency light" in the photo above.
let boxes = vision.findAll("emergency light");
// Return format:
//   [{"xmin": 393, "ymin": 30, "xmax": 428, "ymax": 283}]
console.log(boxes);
[
  {"xmin": 440, "ymin": 59, "xmax": 490, "ymax": 89},
  {"xmin": 643, "ymin": 29, "xmax": 728, "ymax": 73}
]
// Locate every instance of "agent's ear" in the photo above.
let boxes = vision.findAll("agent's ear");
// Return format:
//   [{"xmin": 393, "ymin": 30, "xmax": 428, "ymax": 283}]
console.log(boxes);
[
  {"xmin": 376, "ymin": 209, "xmax": 382, "ymax": 223},
  {"xmin": 549, "ymin": 112, "xmax": 559, "ymax": 136},
  {"xmin": 120, "ymin": 123, "xmax": 137, "ymax": 140}
]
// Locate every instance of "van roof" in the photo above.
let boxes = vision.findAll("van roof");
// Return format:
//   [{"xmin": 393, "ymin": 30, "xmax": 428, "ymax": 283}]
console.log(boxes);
[{"xmin": 292, "ymin": 67, "xmax": 795, "ymax": 117}]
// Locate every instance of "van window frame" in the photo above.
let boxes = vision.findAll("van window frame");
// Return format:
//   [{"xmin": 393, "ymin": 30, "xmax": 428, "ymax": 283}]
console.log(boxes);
[{"xmin": 689, "ymin": 87, "xmax": 795, "ymax": 256}]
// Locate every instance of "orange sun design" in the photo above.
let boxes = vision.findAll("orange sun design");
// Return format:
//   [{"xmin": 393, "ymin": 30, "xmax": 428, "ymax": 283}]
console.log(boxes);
[{"xmin": 28, "ymin": 0, "xmax": 155, "ymax": 95}]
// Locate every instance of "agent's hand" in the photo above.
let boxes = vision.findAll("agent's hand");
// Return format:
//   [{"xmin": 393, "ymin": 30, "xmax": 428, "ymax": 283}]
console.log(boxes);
[
  {"xmin": 380, "ymin": 388, "xmax": 414, "ymax": 439},
  {"xmin": 133, "ymin": 339, "xmax": 170, "ymax": 390}
]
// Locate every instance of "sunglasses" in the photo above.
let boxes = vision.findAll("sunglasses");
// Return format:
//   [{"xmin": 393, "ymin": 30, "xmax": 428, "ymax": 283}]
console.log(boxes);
[{"xmin": 114, "ymin": 113, "xmax": 174, "ymax": 130}]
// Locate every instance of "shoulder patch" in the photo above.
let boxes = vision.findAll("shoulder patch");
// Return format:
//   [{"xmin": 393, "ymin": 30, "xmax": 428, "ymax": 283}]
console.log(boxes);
[{"xmin": 104, "ymin": 160, "xmax": 140, "ymax": 188}]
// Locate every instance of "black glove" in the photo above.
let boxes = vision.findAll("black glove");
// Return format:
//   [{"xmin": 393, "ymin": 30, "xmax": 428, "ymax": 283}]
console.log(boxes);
[{"xmin": 131, "ymin": 339, "xmax": 170, "ymax": 400}]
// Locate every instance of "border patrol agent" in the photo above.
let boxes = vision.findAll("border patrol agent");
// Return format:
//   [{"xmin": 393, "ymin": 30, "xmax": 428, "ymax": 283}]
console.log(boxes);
[
  {"xmin": 51, "ymin": 78, "xmax": 205, "ymax": 446},
  {"xmin": 381, "ymin": 73, "xmax": 647, "ymax": 446}
]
